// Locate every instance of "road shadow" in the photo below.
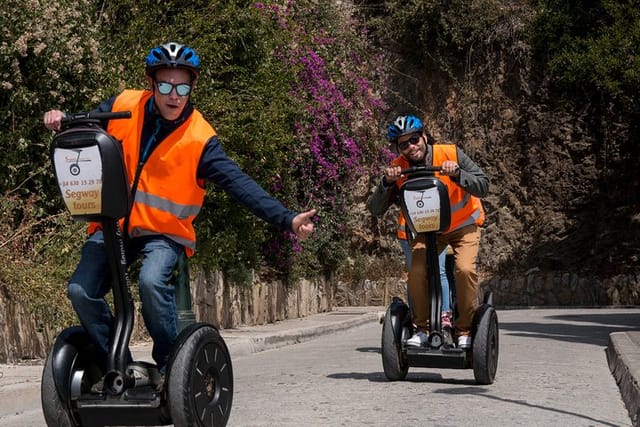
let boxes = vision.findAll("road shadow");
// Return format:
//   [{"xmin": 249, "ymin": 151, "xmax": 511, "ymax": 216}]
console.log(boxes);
[
  {"xmin": 432, "ymin": 387, "xmax": 622, "ymax": 427},
  {"xmin": 327, "ymin": 370, "xmax": 478, "ymax": 385},
  {"xmin": 350, "ymin": 348, "xmax": 477, "ymax": 383},
  {"xmin": 327, "ymin": 370, "xmax": 623, "ymax": 427},
  {"xmin": 499, "ymin": 310, "xmax": 640, "ymax": 347},
  {"xmin": 326, "ymin": 371, "xmax": 387, "ymax": 382},
  {"xmin": 355, "ymin": 346, "xmax": 380, "ymax": 354}
]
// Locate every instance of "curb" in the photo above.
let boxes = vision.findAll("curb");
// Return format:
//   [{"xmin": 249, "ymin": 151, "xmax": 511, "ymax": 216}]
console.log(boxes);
[
  {"xmin": 224, "ymin": 311, "xmax": 381, "ymax": 358},
  {"xmin": 606, "ymin": 331, "xmax": 640, "ymax": 427}
]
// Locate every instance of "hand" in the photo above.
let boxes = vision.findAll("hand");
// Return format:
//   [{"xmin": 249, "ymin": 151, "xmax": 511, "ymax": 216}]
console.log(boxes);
[
  {"xmin": 440, "ymin": 160, "xmax": 460, "ymax": 177},
  {"xmin": 44, "ymin": 110, "xmax": 65, "ymax": 131},
  {"xmin": 292, "ymin": 208, "xmax": 316, "ymax": 241},
  {"xmin": 383, "ymin": 165, "xmax": 403, "ymax": 184}
]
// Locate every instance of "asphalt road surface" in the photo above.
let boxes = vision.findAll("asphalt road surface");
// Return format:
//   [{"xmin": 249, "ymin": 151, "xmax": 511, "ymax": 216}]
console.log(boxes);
[
  {"xmin": 228, "ymin": 308, "xmax": 634, "ymax": 426},
  {"xmin": 0, "ymin": 307, "xmax": 636, "ymax": 426}
]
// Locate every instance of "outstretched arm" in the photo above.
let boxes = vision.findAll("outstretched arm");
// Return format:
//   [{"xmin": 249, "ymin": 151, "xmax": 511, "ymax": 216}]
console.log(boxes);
[{"xmin": 198, "ymin": 137, "xmax": 317, "ymax": 238}]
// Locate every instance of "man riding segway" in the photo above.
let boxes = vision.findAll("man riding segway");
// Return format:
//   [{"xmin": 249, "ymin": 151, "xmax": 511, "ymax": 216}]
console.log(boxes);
[{"xmin": 368, "ymin": 114, "xmax": 489, "ymax": 349}]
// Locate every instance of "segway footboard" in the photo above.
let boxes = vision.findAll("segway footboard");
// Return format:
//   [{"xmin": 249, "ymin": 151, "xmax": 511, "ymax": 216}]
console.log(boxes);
[
  {"xmin": 74, "ymin": 399, "xmax": 169, "ymax": 427},
  {"xmin": 406, "ymin": 346, "xmax": 468, "ymax": 369}
]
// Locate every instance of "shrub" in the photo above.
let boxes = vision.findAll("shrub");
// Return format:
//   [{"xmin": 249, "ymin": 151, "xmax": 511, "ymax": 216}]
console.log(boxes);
[
  {"xmin": 530, "ymin": 0, "xmax": 640, "ymax": 110},
  {"xmin": 0, "ymin": 0, "xmax": 109, "ymax": 328}
]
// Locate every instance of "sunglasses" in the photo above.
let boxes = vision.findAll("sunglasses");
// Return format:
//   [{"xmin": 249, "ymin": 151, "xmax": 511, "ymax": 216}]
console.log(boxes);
[
  {"xmin": 156, "ymin": 81, "xmax": 192, "ymax": 96},
  {"xmin": 398, "ymin": 133, "xmax": 421, "ymax": 151}
]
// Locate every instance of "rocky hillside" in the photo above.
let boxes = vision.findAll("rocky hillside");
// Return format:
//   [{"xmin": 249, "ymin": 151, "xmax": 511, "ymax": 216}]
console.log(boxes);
[{"xmin": 357, "ymin": 2, "xmax": 640, "ymax": 302}]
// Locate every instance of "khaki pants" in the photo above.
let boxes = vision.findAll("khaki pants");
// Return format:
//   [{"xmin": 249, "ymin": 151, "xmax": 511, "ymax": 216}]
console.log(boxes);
[{"xmin": 408, "ymin": 224, "xmax": 481, "ymax": 336}]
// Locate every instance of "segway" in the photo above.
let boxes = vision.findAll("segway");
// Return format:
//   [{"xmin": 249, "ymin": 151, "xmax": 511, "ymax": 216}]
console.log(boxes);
[
  {"xmin": 41, "ymin": 111, "xmax": 233, "ymax": 426},
  {"xmin": 380, "ymin": 165, "xmax": 498, "ymax": 384}
]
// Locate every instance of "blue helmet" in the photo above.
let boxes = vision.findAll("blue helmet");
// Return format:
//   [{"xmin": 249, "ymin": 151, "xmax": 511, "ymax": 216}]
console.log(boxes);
[
  {"xmin": 145, "ymin": 42, "xmax": 201, "ymax": 77},
  {"xmin": 386, "ymin": 115, "xmax": 423, "ymax": 142}
]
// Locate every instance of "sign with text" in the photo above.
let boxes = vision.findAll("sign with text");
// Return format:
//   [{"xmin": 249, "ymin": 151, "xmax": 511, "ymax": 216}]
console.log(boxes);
[
  {"xmin": 53, "ymin": 146, "xmax": 103, "ymax": 215},
  {"xmin": 402, "ymin": 187, "xmax": 441, "ymax": 233}
]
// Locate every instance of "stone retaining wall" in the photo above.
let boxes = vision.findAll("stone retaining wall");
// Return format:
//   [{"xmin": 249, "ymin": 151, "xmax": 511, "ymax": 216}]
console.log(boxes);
[
  {"xmin": 483, "ymin": 271, "xmax": 640, "ymax": 307},
  {"xmin": 0, "ymin": 269, "xmax": 334, "ymax": 364},
  {"xmin": 0, "ymin": 285, "xmax": 48, "ymax": 363},
  {"xmin": 1, "ymin": 269, "xmax": 637, "ymax": 363},
  {"xmin": 190, "ymin": 269, "xmax": 334, "ymax": 328},
  {"xmin": 334, "ymin": 272, "xmax": 640, "ymax": 308}
]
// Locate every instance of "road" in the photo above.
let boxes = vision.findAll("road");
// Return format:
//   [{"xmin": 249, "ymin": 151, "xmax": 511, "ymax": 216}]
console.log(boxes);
[
  {"xmin": 228, "ymin": 308, "xmax": 633, "ymax": 426},
  {"xmin": 0, "ymin": 308, "xmax": 636, "ymax": 426}
]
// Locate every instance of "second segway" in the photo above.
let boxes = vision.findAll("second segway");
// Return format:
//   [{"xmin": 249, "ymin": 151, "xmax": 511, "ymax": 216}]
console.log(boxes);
[{"xmin": 381, "ymin": 165, "xmax": 498, "ymax": 384}]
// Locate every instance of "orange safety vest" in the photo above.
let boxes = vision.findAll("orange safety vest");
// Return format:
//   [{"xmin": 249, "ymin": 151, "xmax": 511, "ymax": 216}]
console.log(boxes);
[
  {"xmin": 88, "ymin": 90, "xmax": 216, "ymax": 256},
  {"xmin": 393, "ymin": 144, "xmax": 484, "ymax": 235}
]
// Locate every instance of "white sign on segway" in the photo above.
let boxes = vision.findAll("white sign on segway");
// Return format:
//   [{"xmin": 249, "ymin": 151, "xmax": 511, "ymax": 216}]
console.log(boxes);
[
  {"xmin": 53, "ymin": 146, "xmax": 103, "ymax": 215},
  {"xmin": 402, "ymin": 186, "xmax": 441, "ymax": 233}
]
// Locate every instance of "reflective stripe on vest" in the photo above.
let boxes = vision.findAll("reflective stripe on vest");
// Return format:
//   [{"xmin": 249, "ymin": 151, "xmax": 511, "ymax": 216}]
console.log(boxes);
[
  {"xmin": 397, "ymin": 212, "xmax": 409, "ymax": 240},
  {"xmin": 88, "ymin": 90, "xmax": 216, "ymax": 256},
  {"xmin": 134, "ymin": 190, "xmax": 202, "ymax": 219},
  {"xmin": 392, "ymin": 144, "xmax": 484, "ymax": 234}
]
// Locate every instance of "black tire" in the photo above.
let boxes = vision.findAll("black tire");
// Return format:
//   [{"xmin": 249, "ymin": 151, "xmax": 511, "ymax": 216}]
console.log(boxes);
[
  {"xmin": 168, "ymin": 325, "xmax": 233, "ymax": 427},
  {"xmin": 472, "ymin": 307, "xmax": 499, "ymax": 385},
  {"xmin": 41, "ymin": 348, "xmax": 79, "ymax": 427},
  {"xmin": 381, "ymin": 307, "xmax": 409, "ymax": 381}
]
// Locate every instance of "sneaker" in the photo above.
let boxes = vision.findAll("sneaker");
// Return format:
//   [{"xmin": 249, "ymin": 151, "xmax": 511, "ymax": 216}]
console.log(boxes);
[
  {"xmin": 90, "ymin": 376, "xmax": 104, "ymax": 393},
  {"xmin": 457, "ymin": 334, "xmax": 472, "ymax": 349},
  {"xmin": 407, "ymin": 331, "xmax": 428, "ymax": 347},
  {"xmin": 127, "ymin": 363, "xmax": 151, "ymax": 387},
  {"xmin": 441, "ymin": 311, "xmax": 452, "ymax": 329}
]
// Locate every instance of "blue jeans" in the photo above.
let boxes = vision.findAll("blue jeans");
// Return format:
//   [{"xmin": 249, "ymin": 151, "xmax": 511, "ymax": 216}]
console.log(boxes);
[
  {"xmin": 438, "ymin": 249, "xmax": 451, "ymax": 312},
  {"xmin": 400, "ymin": 239, "xmax": 450, "ymax": 312},
  {"xmin": 67, "ymin": 231, "xmax": 182, "ymax": 372}
]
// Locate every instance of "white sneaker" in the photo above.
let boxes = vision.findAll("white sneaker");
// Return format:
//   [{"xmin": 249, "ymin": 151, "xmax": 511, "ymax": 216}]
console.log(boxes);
[
  {"xmin": 407, "ymin": 331, "xmax": 428, "ymax": 347},
  {"xmin": 457, "ymin": 334, "xmax": 472, "ymax": 349}
]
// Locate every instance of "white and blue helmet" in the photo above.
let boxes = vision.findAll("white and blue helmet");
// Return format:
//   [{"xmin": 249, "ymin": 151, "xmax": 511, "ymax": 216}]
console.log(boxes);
[
  {"xmin": 386, "ymin": 115, "xmax": 423, "ymax": 143},
  {"xmin": 145, "ymin": 42, "xmax": 201, "ymax": 77}
]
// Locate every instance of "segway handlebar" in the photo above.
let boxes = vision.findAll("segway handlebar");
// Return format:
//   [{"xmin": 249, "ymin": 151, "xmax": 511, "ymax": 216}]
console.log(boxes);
[
  {"xmin": 60, "ymin": 111, "xmax": 132, "ymax": 130},
  {"xmin": 61, "ymin": 111, "xmax": 131, "ymax": 123},
  {"xmin": 400, "ymin": 165, "xmax": 442, "ymax": 175}
]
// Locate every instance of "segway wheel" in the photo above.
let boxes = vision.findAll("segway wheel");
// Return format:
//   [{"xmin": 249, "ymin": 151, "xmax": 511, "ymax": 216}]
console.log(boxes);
[
  {"xmin": 42, "ymin": 347, "xmax": 80, "ymax": 427},
  {"xmin": 381, "ymin": 307, "xmax": 409, "ymax": 381},
  {"xmin": 168, "ymin": 325, "xmax": 233, "ymax": 427},
  {"xmin": 472, "ymin": 307, "xmax": 499, "ymax": 385}
]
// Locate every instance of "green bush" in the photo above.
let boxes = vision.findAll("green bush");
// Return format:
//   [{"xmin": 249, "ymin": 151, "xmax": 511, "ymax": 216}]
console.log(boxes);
[
  {"xmin": 0, "ymin": 0, "xmax": 110, "ymax": 199},
  {"xmin": 530, "ymin": 0, "xmax": 640, "ymax": 109},
  {"xmin": 98, "ymin": 1, "xmax": 387, "ymax": 282},
  {"xmin": 0, "ymin": 0, "xmax": 110, "ymax": 329},
  {"xmin": 0, "ymin": 193, "xmax": 83, "ymax": 330},
  {"xmin": 1, "ymin": 0, "xmax": 388, "ymax": 331}
]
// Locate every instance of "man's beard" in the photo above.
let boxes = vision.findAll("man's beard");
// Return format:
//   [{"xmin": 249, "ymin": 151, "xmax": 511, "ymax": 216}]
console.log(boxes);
[{"xmin": 408, "ymin": 153, "xmax": 426, "ymax": 166}]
